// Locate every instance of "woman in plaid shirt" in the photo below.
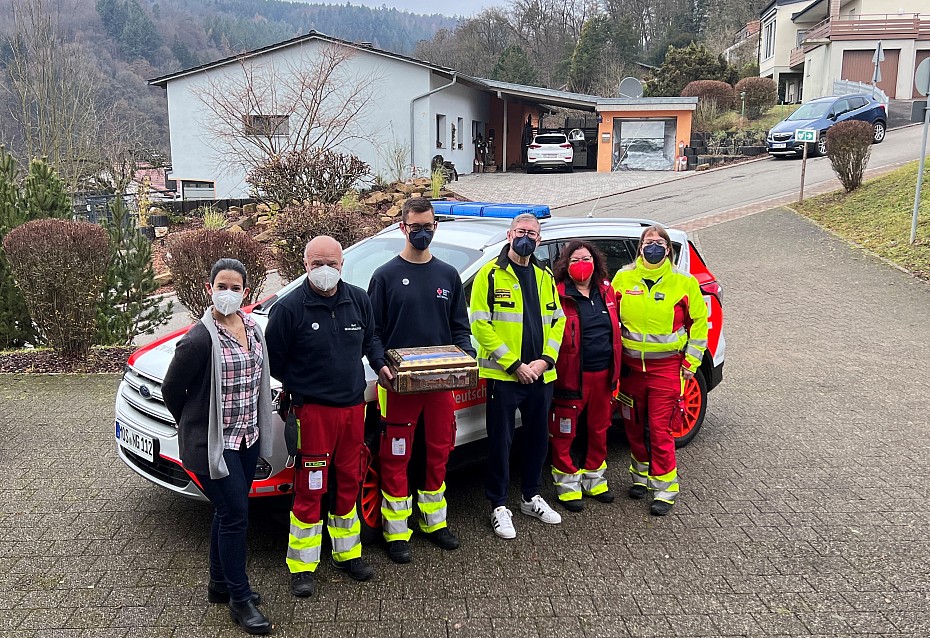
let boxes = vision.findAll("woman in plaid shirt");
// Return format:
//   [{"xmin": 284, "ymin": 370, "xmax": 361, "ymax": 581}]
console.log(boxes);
[{"xmin": 163, "ymin": 258, "xmax": 274, "ymax": 635}]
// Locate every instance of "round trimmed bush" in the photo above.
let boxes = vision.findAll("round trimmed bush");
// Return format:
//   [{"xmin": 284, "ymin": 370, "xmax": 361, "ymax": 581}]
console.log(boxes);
[
  {"xmin": 681, "ymin": 80, "xmax": 736, "ymax": 110},
  {"xmin": 2, "ymin": 219, "xmax": 109, "ymax": 356},
  {"xmin": 166, "ymin": 229, "xmax": 268, "ymax": 319},
  {"xmin": 734, "ymin": 77, "xmax": 778, "ymax": 118},
  {"xmin": 826, "ymin": 120, "xmax": 874, "ymax": 192}
]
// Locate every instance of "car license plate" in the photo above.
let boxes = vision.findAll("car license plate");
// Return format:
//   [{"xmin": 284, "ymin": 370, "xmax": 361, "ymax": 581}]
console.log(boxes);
[
  {"xmin": 771, "ymin": 143, "xmax": 786, "ymax": 149},
  {"xmin": 544, "ymin": 153, "xmax": 558, "ymax": 158},
  {"xmin": 116, "ymin": 421, "xmax": 154, "ymax": 462}
]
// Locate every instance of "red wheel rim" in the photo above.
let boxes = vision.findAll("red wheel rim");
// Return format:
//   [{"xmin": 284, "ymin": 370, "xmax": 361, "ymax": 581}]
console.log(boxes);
[
  {"xmin": 360, "ymin": 459, "xmax": 381, "ymax": 529},
  {"xmin": 671, "ymin": 376, "xmax": 702, "ymax": 439}
]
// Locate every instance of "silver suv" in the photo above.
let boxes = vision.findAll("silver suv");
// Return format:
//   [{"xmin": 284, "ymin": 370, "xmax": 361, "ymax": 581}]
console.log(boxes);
[{"xmin": 115, "ymin": 214, "xmax": 725, "ymax": 539}]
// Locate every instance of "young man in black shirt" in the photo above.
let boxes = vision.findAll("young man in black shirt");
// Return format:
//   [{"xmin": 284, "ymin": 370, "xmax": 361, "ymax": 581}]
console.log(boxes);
[{"xmin": 368, "ymin": 198, "xmax": 476, "ymax": 563}]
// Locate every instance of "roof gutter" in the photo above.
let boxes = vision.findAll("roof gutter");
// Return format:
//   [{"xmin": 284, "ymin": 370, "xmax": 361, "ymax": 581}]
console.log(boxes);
[{"xmin": 410, "ymin": 73, "xmax": 458, "ymax": 169}]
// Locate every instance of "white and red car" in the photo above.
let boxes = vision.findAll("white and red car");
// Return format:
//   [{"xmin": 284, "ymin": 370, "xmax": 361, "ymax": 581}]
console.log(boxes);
[{"xmin": 115, "ymin": 211, "xmax": 724, "ymax": 537}]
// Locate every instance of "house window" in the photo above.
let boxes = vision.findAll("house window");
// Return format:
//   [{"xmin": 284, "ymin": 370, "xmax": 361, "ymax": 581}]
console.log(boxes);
[
  {"xmin": 456, "ymin": 117, "xmax": 464, "ymax": 150},
  {"xmin": 763, "ymin": 20, "xmax": 776, "ymax": 60},
  {"xmin": 796, "ymin": 30, "xmax": 807, "ymax": 47},
  {"xmin": 242, "ymin": 114, "xmax": 289, "ymax": 137},
  {"xmin": 436, "ymin": 114, "xmax": 447, "ymax": 149}
]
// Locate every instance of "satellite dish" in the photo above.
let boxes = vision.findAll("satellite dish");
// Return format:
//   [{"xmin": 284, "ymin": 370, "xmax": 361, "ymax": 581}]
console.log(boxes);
[{"xmin": 619, "ymin": 77, "xmax": 644, "ymax": 99}]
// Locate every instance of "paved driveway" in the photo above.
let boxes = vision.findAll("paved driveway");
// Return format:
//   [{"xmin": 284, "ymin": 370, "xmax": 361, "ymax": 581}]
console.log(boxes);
[
  {"xmin": 451, "ymin": 170, "xmax": 685, "ymax": 209},
  {"xmin": 2, "ymin": 208, "xmax": 929, "ymax": 637}
]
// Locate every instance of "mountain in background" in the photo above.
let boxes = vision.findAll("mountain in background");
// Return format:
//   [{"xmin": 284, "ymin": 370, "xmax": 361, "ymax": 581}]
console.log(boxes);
[{"xmin": 0, "ymin": 0, "xmax": 459, "ymax": 158}]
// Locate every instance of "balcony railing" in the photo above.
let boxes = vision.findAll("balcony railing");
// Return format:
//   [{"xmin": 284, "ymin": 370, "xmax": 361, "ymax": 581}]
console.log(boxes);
[
  {"xmin": 789, "ymin": 47, "xmax": 806, "ymax": 68},
  {"xmin": 831, "ymin": 14, "xmax": 930, "ymax": 39}
]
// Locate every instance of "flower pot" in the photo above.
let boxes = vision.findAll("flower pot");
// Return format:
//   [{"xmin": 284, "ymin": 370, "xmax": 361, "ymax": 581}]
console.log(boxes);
[{"xmin": 149, "ymin": 214, "xmax": 169, "ymax": 227}]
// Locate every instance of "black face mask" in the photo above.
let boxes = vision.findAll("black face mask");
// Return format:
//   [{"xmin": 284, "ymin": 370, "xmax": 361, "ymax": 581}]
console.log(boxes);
[
  {"xmin": 408, "ymin": 228, "xmax": 434, "ymax": 251},
  {"xmin": 642, "ymin": 243, "xmax": 667, "ymax": 264},
  {"xmin": 512, "ymin": 235, "xmax": 537, "ymax": 257}
]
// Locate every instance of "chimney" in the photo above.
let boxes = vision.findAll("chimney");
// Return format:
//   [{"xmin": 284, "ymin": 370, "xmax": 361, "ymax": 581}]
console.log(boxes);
[{"xmin": 829, "ymin": 0, "xmax": 841, "ymax": 21}]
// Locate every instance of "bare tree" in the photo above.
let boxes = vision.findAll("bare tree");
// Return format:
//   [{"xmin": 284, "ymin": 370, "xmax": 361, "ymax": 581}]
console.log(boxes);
[
  {"xmin": 194, "ymin": 42, "xmax": 383, "ymax": 175},
  {"xmin": 0, "ymin": 0, "xmax": 111, "ymax": 191}
]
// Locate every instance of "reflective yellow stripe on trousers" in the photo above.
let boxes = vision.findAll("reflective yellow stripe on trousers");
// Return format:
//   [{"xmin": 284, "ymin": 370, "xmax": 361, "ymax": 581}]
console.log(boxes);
[
  {"xmin": 286, "ymin": 513, "xmax": 323, "ymax": 573},
  {"xmin": 381, "ymin": 492, "xmax": 413, "ymax": 542},
  {"xmin": 417, "ymin": 482, "xmax": 448, "ymax": 533},
  {"xmin": 551, "ymin": 466, "xmax": 582, "ymax": 502},
  {"xmin": 328, "ymin": 505, "xmax": 362, "ymax": 562}
]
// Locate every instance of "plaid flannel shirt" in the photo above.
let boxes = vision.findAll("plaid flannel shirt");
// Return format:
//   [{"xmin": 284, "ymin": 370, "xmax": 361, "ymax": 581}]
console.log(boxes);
[{"xmin": 216, "ymin": 312, "xmax": 263, "ymax": 451}]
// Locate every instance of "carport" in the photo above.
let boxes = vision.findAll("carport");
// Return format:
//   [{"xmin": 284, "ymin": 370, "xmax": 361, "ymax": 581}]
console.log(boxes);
[
  {"xmin": 474, "ymin": 79, "xmax": 599, "ymax": 173},
  {"xmin": 468, "ymin": 78, "xmax": 699, "ymax": 174}
]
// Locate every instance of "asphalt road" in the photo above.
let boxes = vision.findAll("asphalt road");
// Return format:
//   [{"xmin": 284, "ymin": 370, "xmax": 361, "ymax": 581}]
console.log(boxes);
[
  {"xmin": 556, "ymin": 126, "xmax": 926, "ymax": 225},
  {"xmin": 4, "ymin": 207, "xmax": 930, "ymax": 637}
]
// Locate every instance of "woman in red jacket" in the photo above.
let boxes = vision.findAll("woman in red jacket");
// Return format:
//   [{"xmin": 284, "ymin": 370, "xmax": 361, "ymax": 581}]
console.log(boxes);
[{"xmin": 549, "ymin": 241, "xmax": 622, "ymax": 512}]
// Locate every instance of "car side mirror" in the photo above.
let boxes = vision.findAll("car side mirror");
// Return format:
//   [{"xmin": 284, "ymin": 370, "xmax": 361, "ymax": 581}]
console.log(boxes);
[{"xmin": 828, "ymin": 112, "xmax": 837, "ymax": 120}]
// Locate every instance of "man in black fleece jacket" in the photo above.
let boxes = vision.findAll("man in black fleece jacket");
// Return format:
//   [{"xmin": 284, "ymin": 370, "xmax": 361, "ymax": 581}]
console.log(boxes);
[
  {"xmin": 367, "ymin": 197, "xmax": 475, "ymax": 564},
  {"xmin": 265, "ymin": 236, "xmax": 377, "ymax": 597}
]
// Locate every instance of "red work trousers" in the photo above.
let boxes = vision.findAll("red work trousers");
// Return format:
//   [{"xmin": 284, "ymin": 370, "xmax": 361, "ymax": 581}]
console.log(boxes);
[
  {"xmin": 620, "ymin": 356, "xmax": 683, "ymax": 479},
  {"xmin": 379, "ymin": 389, "xmax": 455, "ymax": 498},
  {"xmin": 292, "ymin": 403, "xmax": 365, "ymax": 524},
  {"xmin": 550, "ymin": 369, "xmax": 613, "ymax": 474}
]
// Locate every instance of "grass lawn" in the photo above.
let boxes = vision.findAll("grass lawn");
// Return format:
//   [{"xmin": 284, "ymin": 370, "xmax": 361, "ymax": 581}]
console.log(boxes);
[
  {"xmin": 746, "ymin": 104, "xmax": 801, "ymax": 131},
  {"xmin": 792, "ymin": 159, "xmax": 930, "ymax": 281}
]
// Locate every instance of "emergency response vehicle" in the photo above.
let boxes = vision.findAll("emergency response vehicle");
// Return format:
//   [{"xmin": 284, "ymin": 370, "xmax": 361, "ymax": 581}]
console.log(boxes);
[{"xmin": 115, "ymin": 207, "xmax": 724, "ymax": 539}]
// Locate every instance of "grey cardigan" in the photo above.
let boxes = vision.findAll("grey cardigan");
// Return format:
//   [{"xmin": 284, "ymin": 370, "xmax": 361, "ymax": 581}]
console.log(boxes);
[{"xmin": 162, "ymin": 308, "xmax": 274, "ymax": 479}]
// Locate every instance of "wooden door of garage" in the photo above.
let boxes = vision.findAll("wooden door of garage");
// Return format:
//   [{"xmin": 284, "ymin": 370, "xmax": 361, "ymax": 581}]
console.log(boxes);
[
  {"xmin": 841, "ymin": 48, "xmax": 900, "ymax": 96},
  {"xmin": 915, "ymin": 50, "xmax": 930, "ymax": 98}
]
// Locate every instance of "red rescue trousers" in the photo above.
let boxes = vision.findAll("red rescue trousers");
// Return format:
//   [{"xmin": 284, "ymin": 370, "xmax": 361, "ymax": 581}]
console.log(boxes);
[
  {"xmin": 287, "ymin": 403, "xmax": 365, "ymax": 573},
  {"xmin": 620, "ymin": 356, "xmax": 683, "ymax": 503},
  {"xmin": 378, "ymin": 388, "xmax": 455, "ymax": 541},
  {"xmin": 292, "ymin": 403, "xmax": 365, "ymax": 522},
  {"xmin": 549, "ymin": 369, "xmax": 613, "ymax": 501}
]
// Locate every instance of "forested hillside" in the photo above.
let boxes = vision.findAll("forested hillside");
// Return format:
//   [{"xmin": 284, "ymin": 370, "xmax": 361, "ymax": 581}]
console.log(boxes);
[{"xmin": 0, "ymin": 0, "xmax": 457, "ymax": 182}]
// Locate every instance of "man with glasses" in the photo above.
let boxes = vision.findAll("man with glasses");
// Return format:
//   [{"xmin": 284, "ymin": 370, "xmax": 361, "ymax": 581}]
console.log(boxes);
[
  {"xmin": 367, "ymin": 197, "xmax": 475, "ymax": 563},
  {"xmin": 470, "ymin": 213, "xmax": 566, "ymax": 539}
]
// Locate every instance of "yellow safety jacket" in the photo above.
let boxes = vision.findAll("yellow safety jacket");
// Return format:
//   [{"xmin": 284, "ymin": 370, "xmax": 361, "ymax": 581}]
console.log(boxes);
[
  {"xmin": 470, "ymin": 246, "xmax": 565, "ymax": 383},
  {"xmin": 611, "ymin": 257, "xmax": 709, "ymax": 372}
]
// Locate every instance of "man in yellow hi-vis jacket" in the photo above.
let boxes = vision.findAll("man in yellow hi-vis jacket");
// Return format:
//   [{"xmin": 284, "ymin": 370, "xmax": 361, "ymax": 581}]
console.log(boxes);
[{"xmin": 470, "ymin": 213, "xmax": 566, "ymax": 539}]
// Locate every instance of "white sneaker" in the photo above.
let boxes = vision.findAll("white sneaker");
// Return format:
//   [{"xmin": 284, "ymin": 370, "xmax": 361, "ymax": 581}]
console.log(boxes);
[
  {"xmin": 520, "ymin": 495, "xmax": 562, "ymax": 524},
  {"xmin": 490, "ymin": 506, "xmax": 516, "ymax": 539}
]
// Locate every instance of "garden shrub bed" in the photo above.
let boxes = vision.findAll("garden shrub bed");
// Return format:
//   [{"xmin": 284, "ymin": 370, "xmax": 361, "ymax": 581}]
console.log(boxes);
[{"xmin": 0, "ymin": 346, "xmax": 134, "ymax": 373}]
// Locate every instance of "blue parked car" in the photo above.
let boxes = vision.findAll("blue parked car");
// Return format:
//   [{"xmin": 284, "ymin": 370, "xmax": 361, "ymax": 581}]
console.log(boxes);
[{"xmin": 767, "ymin": 94, "xmax": 887, "ymax": 158}]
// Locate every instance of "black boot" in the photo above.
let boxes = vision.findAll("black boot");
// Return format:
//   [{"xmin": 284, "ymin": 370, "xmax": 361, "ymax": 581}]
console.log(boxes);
[
  {"xmin": 228, "ymin": 599, "xmax": 272, "ymax": 635},
  {"xmin": 387, "ymin": 540, "xmax": 412, "ymax": 563},
  {"xmin": 427, "ymin": 527, "xmax": 460, "ymax": 550},
  {"xmin": 560, "ymin": 499, "xmax": 584, "ymax": 512},
  {"xmin": 290, "ymin": 572, "xmax": 315, "ymax": 598},
  {"xmin": 591, "ymin": 490, "xmax": 615, "ymax": 503},
  {"xmin": 650, "ymin": 500, "xmax": 674, "ymax": 516},
  {"xmin": 332, "ymin": 556, "xmax": 375, "ymax": 581},
  {"xmin": 208, "ymin": 580, "xmax": 261, "ymax": 605},
  {"xmin": 628, "ymin": 484, "xmax": 647, "ymax": 500}
]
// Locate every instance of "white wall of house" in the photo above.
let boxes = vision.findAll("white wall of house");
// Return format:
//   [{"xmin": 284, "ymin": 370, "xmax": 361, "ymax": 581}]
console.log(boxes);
[
  {"xmin": 426, "ymin": 80, "xmax": 490, "ymax": 177},
  {"xmin": 760, "ymin": 1, "xmax": 818, "ymax": 82},
  {"xmin": 803, "ymin": 44, "xmax": 832, "ymax": 99},
  {"xmin": 163, "ymin": 39, "xmax": 489, "ymax": 199}
]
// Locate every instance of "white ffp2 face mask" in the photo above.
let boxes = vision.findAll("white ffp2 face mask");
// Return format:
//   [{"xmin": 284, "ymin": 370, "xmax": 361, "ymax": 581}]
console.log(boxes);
[
  {"xmin": 212, "ymin": 290, "xmax": 244, "ymax": 316},
  {"xmin": 308, "ymin": 265, "xmax": 340, "ymax": 292}
]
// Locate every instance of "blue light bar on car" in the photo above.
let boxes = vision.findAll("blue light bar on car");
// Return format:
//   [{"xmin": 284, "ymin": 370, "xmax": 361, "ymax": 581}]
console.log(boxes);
[{"xmin": 431, "ymin": 201, "xmax": 551, "ymax": 219}]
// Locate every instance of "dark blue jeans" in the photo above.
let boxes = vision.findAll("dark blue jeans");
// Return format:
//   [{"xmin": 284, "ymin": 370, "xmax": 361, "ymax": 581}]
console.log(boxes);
[
  {"xmin": 484, "ymin": 379, "xmax": 554, "ymax": 508},
  {"xmin": 196, "ymin": 441, "xmax": 259, "ymax": 603}
]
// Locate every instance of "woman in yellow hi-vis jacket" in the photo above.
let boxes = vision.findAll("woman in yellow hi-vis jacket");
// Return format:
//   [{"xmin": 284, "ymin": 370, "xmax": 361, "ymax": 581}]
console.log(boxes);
[{"xmin": 612, "ymin": 225, "xmax": 708, "ymax": 516}]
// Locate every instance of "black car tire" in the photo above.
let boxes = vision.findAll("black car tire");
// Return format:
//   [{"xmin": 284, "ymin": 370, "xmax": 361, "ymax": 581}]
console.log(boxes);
[
  {"xmin": 872, "ymin": 121, "xmax": 886, "ymax": 144},
  {"xmin": 565, "ymin": 164, "xmax": 574, "ymax": 173},
  {"xmin": 816, "ymin": 136, "xmax": 828, "ymax": 156}
]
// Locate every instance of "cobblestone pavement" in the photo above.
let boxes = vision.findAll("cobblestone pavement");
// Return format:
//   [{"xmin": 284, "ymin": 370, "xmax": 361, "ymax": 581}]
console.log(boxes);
[
  {"xmin": 3, "ymin": 208, "xmax": 930, "ymax": 637},
  {"xmin": 451, "ymin": 169, "xmax": 688, "ymax": 209}
]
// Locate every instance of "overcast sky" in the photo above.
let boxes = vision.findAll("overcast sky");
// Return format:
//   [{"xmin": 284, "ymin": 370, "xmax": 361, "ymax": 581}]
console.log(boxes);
[{"xmin": 342, "ymin": 0, "xmax": 502, "ymax": 17}]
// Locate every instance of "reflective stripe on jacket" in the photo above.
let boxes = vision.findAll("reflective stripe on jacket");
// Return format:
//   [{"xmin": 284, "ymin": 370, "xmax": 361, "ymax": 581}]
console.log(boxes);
[
  {"xmin": 554, "ymin": 279, "xmax": 622, "ymax": 400},
  {"xmin": 470, "ymin": 245, "xmax": 565, "ymax": 382},
  {"xmin": 611, "ymin": 257, "xmax": 708, "ymax": 372}
]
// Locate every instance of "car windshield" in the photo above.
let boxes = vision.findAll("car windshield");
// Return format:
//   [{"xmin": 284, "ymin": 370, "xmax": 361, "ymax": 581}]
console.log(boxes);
[
  {"xmin": 535, "ymin": 135, "xmax": 567, "ymax": 145},
  {"xmin": 254, "ymin": 238, "xmax": 484, "ymax": 313},
  {"xmin": 788, "ymin": 101, "xmax": 833, "ymax": 120}
]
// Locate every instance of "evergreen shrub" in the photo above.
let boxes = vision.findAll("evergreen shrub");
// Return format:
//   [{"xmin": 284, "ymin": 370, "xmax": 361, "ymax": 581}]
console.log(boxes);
[{"xmin": 826, "ymin": 120, "xmax": 873, "ymax": 193}]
